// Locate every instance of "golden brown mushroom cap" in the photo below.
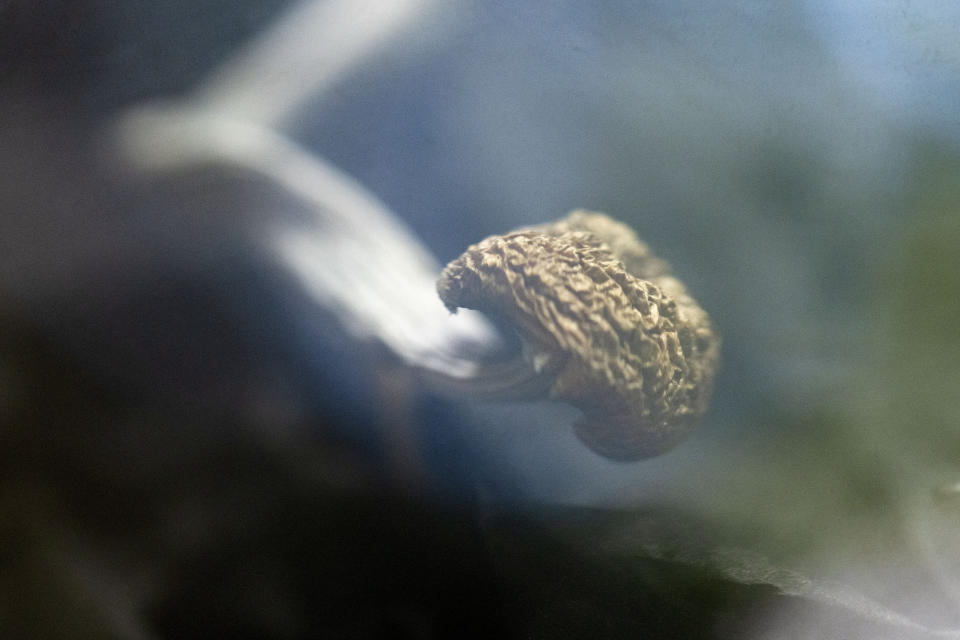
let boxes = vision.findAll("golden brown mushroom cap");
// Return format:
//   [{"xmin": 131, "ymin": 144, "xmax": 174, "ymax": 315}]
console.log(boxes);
[{"xmin": 437, "ymin": 210, "xmax": 720, "ymax": 461}]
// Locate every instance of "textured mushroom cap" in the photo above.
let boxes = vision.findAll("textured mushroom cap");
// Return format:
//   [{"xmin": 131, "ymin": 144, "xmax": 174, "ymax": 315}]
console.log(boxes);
[{"xmin": 437, "ymin": 210, "xmax": 720, "ymax": 461}]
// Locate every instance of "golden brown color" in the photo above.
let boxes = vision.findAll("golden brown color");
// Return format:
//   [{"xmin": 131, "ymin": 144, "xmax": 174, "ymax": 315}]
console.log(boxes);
[{"xmin": 438, "ymin": 210, "xmax": 721, "ymax": 460}]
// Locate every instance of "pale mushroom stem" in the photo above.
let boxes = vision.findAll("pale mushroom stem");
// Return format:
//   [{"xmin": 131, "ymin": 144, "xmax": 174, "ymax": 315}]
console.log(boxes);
[{"xmin": 110, "ymin": 0, "xmax": 516, "ymax": 390}]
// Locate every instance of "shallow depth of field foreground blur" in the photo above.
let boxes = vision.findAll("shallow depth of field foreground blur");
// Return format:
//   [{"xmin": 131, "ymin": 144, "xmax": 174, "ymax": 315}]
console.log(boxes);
[{"xmin": 3, "ymin": 1, "xmax": 960, "ymax": 637}]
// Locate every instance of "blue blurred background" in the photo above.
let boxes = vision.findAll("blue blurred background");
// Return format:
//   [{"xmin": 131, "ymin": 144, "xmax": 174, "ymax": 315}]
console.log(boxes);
[{"xmin": 3, "ymin": 0, "xmax": 960, "ymax": 636}]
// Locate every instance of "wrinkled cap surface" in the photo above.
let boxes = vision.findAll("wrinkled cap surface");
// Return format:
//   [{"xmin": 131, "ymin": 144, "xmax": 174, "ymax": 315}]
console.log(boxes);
[{"xmin": 438, "ymin": 210, "xmax": 720, "ymax": 461}]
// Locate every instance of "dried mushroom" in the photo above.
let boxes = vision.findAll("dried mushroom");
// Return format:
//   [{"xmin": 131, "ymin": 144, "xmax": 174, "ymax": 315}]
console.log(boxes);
[{"xmin": 438, "ymin": 210, "xmax": 720, "ymax": 461}]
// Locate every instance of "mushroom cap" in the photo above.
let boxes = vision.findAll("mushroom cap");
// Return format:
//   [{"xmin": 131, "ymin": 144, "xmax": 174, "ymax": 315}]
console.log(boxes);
[{"xmin": 437, "ymin": 210, "xmax": 720, "ymax": 461}]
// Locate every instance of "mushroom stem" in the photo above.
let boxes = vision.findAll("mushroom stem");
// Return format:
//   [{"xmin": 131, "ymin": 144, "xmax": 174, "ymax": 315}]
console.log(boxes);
[
  {"xmin": 110, "ymin": 0, "xmax": 505, "ymax": 384},
  {"xmin": 114, "ymin": 109, "xmax": 507, "ymax": 378}
]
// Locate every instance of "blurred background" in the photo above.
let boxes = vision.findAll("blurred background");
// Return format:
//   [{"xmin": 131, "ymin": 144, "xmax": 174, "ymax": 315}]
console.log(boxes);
[{"xmin": 2, "ymin": 0, "xmax": 960, "ymax": 637}]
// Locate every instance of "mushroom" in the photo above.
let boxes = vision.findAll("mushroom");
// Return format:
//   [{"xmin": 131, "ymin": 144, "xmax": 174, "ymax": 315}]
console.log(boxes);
[
  {"xmin": 113, "ymin": 108, "xmax": 722, "ymax": 461},
  {"xmin": 106, "ymin": 0, "xmax": 719, "ymax": 463},
  {"xmin": 435, "ymin": 210, "xmax": 721, "ymax": 460}
]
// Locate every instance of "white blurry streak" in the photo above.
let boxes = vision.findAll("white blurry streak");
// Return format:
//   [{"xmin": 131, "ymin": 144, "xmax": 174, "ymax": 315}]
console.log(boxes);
[
  {"xmin": 275, "ymin": 227, "xmax": 500, "ymax": 378},
  {"xmin": 116, "ymin": 108, "xmax": 499, "ymax": 375},
  {"xmin": 193, "ymin": 0, "xmax": 431, "ymax": 125},
  {"xmin": 113, "ymin": 0, "xmax": 497, "ymax": 376}
]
